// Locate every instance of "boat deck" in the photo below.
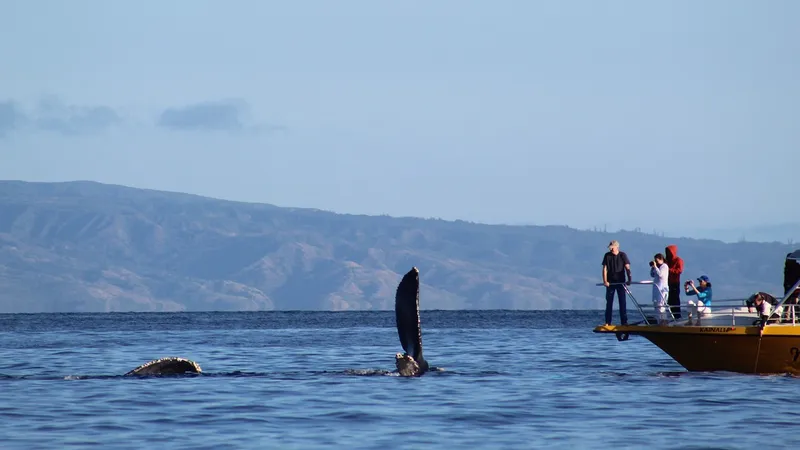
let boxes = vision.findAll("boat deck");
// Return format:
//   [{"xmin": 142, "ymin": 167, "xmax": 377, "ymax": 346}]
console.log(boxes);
[{"xmin": 595, "ymin": 281, "xmax": 800, "ymax": 331}]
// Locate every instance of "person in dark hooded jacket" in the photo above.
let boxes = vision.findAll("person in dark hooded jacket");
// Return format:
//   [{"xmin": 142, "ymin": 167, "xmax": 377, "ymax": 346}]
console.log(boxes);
[{"xmin": 665, "ymin": 245, "xmax": 684, "ymax": 319}]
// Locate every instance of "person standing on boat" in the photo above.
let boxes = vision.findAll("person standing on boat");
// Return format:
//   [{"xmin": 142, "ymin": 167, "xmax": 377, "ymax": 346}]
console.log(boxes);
[
  {"xmin": 665, "ymin": 245, "xmax": 684, "ymax": 319},
  {"xmin": 650, "ymin": 253, "xmax": 670, "ymax": 325},
  {"xmin": 684, "ymin": 275, "xmax": 712, "ymax": 326},
  {"xmin": 602, "ymin": 240, "xmax": 632, "ymax": 326}
]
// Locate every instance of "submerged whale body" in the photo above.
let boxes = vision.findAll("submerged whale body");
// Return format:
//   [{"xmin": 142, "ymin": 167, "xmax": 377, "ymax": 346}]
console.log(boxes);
[
  {"xmin": 124, "ymin": 357, "xmax": 202, "ymax": 376},
  {"xmin": 394, "ymin": 267, "xmax": 430, "ymax": 377}
]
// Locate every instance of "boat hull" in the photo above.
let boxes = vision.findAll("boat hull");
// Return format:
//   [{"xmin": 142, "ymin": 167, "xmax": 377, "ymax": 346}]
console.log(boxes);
[{"xmin": 594, "ymin": 324, "xmax": 800, "ymax": 375}]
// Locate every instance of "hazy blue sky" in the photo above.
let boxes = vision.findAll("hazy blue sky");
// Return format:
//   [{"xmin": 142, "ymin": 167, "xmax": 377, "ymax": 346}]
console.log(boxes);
[{"xmin": 1, "ymin": 1, "xmax": 798, "ymax": 235}]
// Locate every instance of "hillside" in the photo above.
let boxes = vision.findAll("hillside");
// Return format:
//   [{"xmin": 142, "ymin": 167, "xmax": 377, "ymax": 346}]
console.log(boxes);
[
  {"xmin": 0, "ymin": 180, "xmax": 794, "ymax": 313},
  {"xmin": 670, "ymin": 223, "xmax": 800, "ymax": 245}
]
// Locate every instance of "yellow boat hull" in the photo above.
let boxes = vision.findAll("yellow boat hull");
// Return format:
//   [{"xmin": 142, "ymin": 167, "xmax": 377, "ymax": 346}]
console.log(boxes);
[{"xmin": 594, "ymin": 324, "xmax": 800, "ymax": 375}]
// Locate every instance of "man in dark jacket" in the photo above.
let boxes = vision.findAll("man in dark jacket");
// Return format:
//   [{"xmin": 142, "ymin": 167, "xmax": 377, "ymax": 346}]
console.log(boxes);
[
  {"xmin": 602, "ymin": 240, "xmax": 632, "ymax": 325},
  {"xmin": 665, "ymin": 245, "xmax": 684, "ymax": 319}
]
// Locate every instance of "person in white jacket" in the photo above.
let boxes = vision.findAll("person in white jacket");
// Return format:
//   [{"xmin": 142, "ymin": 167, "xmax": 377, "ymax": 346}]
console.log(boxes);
[{"xmin": 650, "ymin": 253, "xmax": 670, "ymax": 325}]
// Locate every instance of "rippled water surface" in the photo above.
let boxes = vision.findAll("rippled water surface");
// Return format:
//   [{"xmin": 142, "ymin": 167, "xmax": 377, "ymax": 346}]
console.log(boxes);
[{"xmin": 1, "ymin": 311, "xmax": 798, "ymax": 449}]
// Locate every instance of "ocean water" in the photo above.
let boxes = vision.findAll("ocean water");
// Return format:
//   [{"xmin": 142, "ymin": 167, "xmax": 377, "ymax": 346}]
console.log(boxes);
[{"xmin": 1, "ymin": 310, "xmax": 798, "ymax": 450}]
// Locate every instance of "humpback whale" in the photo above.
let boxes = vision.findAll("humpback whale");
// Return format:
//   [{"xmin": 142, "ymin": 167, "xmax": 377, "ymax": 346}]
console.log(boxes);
[
  {"xmin": 394, "ymin": 266, "xmax": 431, "ymax": 377},
  {"xmin": 124, "ymin": 357, "xmax": 202, "ymax": 376},
  {"xmin": 118, "ymin": 267, "xmax": 430, "ymax": 378}
]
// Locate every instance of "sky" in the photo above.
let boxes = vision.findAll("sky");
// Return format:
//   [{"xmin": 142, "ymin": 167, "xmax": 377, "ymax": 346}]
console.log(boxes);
[{"xmin": 1, "ymin": 1, "xmax": 798, "ymax": 236}]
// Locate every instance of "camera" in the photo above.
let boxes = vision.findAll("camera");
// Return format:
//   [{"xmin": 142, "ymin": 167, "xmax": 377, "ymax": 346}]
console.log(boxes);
[{"xmin": 649, "ymin": 261, "xmax": 655, "ymax": 267}]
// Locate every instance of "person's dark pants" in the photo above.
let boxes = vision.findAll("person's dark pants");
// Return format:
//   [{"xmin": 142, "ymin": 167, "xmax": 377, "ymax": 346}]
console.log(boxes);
[
  {"xmin": 605, "ymin": 284, "xmax": 627, "ymax": 325},
  {"xmin": 668, "ymin": 284, "xmax": 681, "ymax": 319}
]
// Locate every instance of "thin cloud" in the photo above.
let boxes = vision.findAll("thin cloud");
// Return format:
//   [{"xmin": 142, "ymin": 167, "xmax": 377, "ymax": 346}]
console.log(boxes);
[
  {"xmin": 1, "ymin": 96, "xmax": 283, "ymax": 138},
  {"xmin": 156, "ymin": 99, "xmax": 282, "ymax": 133},
  {"xmin": 0, "ymin": 96, "xmax": 123, "ymax": 138},
  {"xmin": 33, "ymin": 96, "xmax": 122, "ymax": 136},
  {"xmin": 0, "ymin": 100, "xmax": 27, "ymax": 137}
]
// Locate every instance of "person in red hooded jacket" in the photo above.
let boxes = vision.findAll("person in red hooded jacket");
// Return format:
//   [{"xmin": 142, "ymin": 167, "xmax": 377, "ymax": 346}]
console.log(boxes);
[{"xmin": 665, "ymin": 245, "xmax": 684, "ymax": 319}]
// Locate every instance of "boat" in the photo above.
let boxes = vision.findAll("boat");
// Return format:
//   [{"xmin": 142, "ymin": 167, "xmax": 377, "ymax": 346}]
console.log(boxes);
[{"xmin": 593, "ymin": 250, "xmax": 800, "ymax": 375}]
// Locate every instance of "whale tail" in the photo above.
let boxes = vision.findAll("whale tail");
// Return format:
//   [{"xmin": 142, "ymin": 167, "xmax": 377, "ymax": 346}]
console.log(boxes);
[
  {"xmin": 124, "ymin": 357, "xmax": 202, "ymax": 376},
  {"xmin": 395, "ymin": 267, "xmax": 428, "ymax": 373}
]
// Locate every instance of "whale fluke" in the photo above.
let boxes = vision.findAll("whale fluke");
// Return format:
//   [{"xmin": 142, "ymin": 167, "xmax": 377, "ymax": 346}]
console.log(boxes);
[
  {"xmin": 124, "ymin": 357, "xmax": 202, "ymax": 376},
  {"xmin": 394, "ymin": 266, "xmax": 429, "ymax": 377}
]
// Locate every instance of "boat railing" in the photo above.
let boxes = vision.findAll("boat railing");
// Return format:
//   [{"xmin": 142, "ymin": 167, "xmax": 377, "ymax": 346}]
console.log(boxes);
[
  {"xmin": 763, "ymin": 277, "xmax": 800, "ymax": 327},
  {"xmin": 596, "ymin": 281, "xmax": 800, "ymax": 326}
]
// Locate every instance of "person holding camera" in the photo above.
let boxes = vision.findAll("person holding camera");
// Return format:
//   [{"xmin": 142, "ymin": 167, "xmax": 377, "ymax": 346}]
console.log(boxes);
[
  {"xmin": 649, "ymin": 253, "xmax": 670, "ymax": 325},
  {"xmin": 684, "ymin": 275, "xmax": 712, "ymax": 326}
]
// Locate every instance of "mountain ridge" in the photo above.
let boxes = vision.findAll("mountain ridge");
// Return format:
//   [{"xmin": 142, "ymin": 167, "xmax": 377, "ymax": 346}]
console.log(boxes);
[{"xmin": 0, "ymin": 180, "xmax": 795, "ymax": 313}]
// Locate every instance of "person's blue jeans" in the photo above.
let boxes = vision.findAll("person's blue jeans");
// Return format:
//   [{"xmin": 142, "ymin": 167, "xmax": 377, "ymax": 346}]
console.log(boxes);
[{"xmin": 605, "ymin": 284, "xmax": 627, "ymax": 325}]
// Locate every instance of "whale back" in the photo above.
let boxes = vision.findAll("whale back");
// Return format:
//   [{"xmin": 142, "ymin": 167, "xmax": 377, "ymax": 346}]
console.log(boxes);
[
  {"xmin": 395, "ymin": 267, "xmax": 425, "ymax": 366},
  {"xmin": 124, "ymin": 357, "xmax": 202, "ymax": 376}
]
